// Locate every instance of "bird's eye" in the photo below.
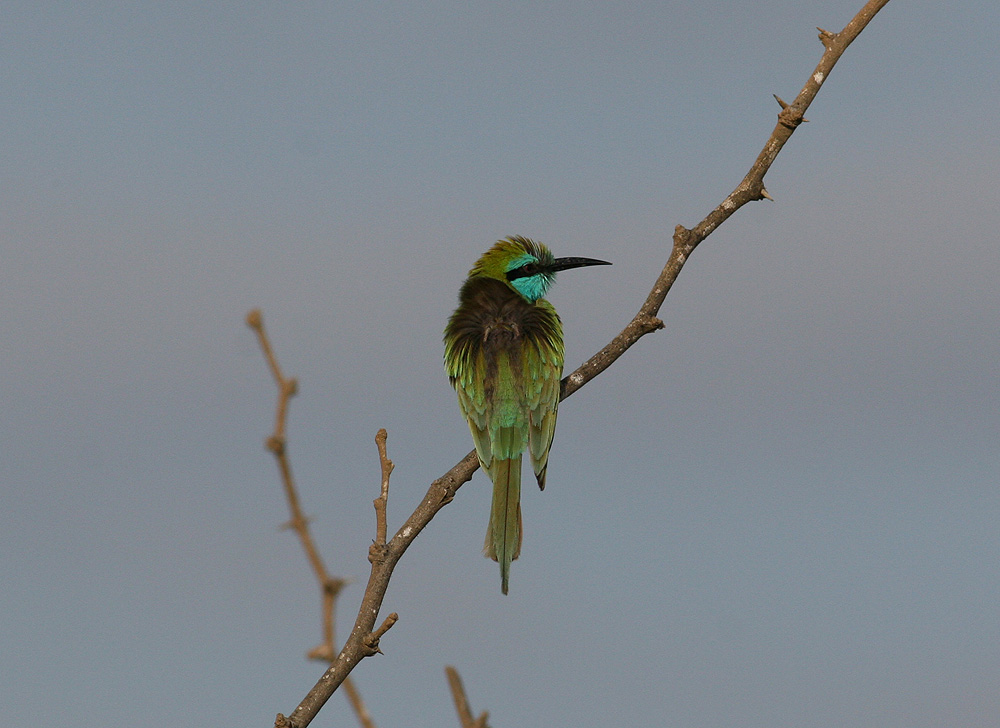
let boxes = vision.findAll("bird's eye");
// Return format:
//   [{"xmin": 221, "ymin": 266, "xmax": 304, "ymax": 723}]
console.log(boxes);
[{"xmin": 506, "ymin": 261, "xmax": 540, "ymax": 282}]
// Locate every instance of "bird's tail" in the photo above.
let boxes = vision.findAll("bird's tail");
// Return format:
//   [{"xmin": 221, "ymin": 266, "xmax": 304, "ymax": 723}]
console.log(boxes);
[{"xmin": 484, "ymin": 456, "xmax": 522, "ymax": 595}]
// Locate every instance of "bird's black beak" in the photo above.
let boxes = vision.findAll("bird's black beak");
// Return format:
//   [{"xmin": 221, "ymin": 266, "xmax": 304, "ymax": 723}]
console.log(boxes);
[{"xmin": 549, "ymin": 256, "xmax": 612, "ymax": 273}]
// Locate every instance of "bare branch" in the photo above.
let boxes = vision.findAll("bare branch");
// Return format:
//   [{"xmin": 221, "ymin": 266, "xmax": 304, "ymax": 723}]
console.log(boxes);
[
  {"xmin": 565, "ymin": 0, "xmax": 891, "ymax": 401},
  {"xmin": 248, "ymin": 310, "xmax": 377, "ymax": 728},
  {"xmin": 246, "ymin": 309, "xmax": 329, "ymax": 596},
  {"xmin": 275, "ymin": 2, "xmax": 893, "ymax": 725}
]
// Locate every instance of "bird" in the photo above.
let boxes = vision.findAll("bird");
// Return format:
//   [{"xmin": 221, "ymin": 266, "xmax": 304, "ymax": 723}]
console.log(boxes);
[{"xmin": 444, "ymin": 235, "xmax": 611, "ymax": 594}]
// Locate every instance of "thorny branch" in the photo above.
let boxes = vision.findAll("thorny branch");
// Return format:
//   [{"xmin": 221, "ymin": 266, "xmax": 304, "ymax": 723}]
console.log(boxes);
[{"xmin": 266, "ymin": 2, "xmax": 892, "ymax": 725}]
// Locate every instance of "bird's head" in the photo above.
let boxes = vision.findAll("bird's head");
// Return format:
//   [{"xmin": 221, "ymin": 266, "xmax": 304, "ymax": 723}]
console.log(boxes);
[{"xmin": 469, "ymin": 235, "xmax": 611, "ymax": 303}]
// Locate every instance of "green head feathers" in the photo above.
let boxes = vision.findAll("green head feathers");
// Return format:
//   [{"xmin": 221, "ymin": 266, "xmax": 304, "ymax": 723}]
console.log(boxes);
[{"xmin": 468, "ymin": 235, "xmax": 611, "ymax": 303}]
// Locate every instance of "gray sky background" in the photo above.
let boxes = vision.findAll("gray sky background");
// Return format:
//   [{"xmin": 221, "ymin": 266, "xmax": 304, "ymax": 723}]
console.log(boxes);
[{"xmin": 3, "ymin": 2, "xmax": 999, "ymax": 726}]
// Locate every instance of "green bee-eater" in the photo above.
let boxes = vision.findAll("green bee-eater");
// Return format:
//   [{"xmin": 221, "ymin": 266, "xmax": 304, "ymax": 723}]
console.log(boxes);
[{"xmin": 444, "ymin": 236, "xmax": 610, "ymax": 594}]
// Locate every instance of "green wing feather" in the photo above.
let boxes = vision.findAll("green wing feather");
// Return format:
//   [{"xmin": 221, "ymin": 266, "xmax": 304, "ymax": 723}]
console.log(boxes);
[
  {"xmin": 448, "ymin": 346, "xmax": 526, "ymax": 594},
  {"xmin": 524, "ymin": 299, "xmax": 564, "ymax": 491}
]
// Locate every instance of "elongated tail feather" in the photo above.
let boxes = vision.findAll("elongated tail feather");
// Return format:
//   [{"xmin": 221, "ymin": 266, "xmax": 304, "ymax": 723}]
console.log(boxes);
[{"xmin": 483, "ymin": 456, "xmax": 523, "ymax": 595}]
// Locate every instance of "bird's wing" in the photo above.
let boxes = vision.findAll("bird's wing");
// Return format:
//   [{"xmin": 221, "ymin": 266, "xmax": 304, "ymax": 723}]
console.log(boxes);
[
  {"xmin": 524, "ymin": 312, "xmax": 563, "ymax": 491},
  {"xmin": 450, "ymin": 346, "xmax": 494, "ymax": 469}
]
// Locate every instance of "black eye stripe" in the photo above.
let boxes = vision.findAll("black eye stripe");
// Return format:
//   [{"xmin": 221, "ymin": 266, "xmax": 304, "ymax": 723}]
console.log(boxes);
[{"xmin": 506, "ymin": 263, "xmax": 539, "ymax": 281}]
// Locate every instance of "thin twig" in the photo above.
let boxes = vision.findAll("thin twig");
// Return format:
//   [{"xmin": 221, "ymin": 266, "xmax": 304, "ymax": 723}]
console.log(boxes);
[
  {"xmin": 247, "ymin": 309, "xmax": 377, "ymax": 728},
  {"xmin": 341, "ymin": 679, "xmax": 376, "ymax": 728},
  {"xmin": 363, "ymin": 612, "xmax": 399, "ymax": 656},
  {"xmin": 446, "ymin": 666, "xmax": 491, "ymax": 728},
  {"xmin": 373, "ymin": 429, "xmax": 393, "ymax": 546},
  {"xmin": 277, "ymin": 3, "xmax": 892, "ymax": 725},
  {"xmin": 445, "ymin": 667, "xmax": 474, "ymax": 728},
  {"xmin": 246, "ymin": 310, "xmax": 327, "ymax": 593}
]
